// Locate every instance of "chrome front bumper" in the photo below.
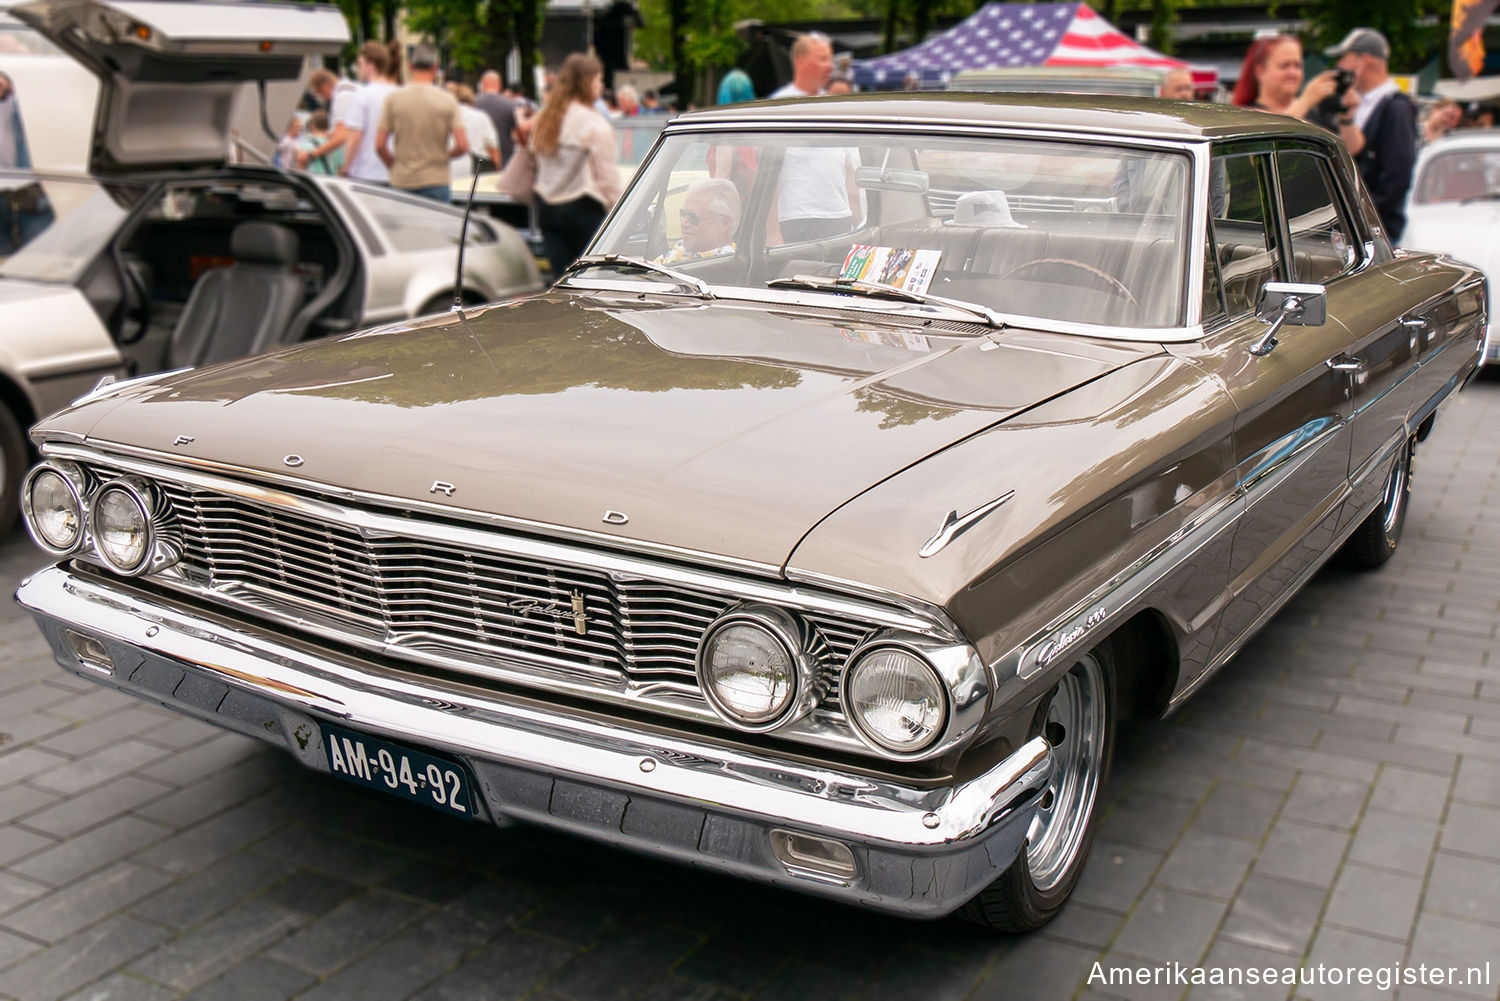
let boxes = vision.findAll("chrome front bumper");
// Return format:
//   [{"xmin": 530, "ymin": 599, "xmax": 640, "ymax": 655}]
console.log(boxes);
[{"xmin": 16, "ymin": 564, "xmax": 1052, "ymax": 918}]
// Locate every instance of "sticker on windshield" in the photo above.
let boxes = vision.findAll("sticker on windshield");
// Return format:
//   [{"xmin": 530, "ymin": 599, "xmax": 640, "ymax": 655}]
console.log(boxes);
[{"xmin": 841, "ymin": 245, "xmax": 942, "ymax": 295}]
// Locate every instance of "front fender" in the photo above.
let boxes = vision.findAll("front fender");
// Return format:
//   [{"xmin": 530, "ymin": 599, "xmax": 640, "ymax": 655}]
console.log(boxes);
[{"xmin": 787, "ymin": 353, "xmax": 1240, "ymax": 721}]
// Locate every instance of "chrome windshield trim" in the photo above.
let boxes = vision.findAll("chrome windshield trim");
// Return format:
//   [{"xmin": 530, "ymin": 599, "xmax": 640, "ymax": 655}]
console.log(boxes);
[
  {"xmin": 558, "ymin": 285, "xmax": 1206, "ymax": 344},
  {"xmin": 40, "ymin": 442, "xmax": 945, "ymax": 636},
  {"xmin": 662, "ymin": 120, "xmax": 1216, "ymax": 149}
]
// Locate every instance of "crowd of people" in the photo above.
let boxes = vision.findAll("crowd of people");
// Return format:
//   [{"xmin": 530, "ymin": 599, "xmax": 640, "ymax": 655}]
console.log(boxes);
[{"xmin": 258, "ymin": 26, "xmax": 1492, "ymax": 261}]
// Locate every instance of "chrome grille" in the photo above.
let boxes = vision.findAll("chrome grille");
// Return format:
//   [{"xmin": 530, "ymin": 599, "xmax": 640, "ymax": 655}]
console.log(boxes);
[{"xmin": 133, "ymin": 473, "xmax": 868, "ymax": 711}]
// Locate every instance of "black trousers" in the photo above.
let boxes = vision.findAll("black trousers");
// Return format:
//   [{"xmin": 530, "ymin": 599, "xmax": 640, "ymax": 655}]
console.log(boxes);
[{"xmin": 538, "ymin": 196, "xmax": 608, "ymax": 275}]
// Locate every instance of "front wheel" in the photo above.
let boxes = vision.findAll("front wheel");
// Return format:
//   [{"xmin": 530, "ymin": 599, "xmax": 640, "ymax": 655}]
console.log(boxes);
[
  {"xmin": 0, "ymin": 404, "xmax": 24, "ymax": 537},
  {"xmin": 960, "ymin": 645, "xmax": 1116, "ymax": 932},
  {"xmin": 1340, "ymin": 435, "xmax": 1413, "ymax": 570}
]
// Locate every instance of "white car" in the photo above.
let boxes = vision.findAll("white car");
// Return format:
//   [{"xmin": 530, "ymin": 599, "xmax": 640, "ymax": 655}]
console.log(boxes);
[
  {"xmin": 1403, "ymin": 129, "xmax": 1500, "ymax": 366},
  {"xmin": 0, "ymin": 0, "xmax": 542, "ymax": 531}
]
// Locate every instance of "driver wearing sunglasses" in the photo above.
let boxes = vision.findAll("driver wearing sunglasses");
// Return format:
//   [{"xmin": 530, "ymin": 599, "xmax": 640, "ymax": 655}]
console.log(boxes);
[{"xmin": 654, "ymin": 179, "xmax": 740, "ymax": 264}]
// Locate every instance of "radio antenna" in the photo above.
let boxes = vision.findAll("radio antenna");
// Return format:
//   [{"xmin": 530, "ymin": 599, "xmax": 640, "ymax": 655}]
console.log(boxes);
[{"xmin": 453, "ymin": 159, "xmax": 488, "ymax": 313}]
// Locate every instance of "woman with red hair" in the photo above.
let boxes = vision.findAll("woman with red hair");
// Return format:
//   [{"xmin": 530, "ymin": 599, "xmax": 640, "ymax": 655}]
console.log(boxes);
[{"xmin": 1233, "ymin": 36, "xmax": 1364, "ymax": 153}]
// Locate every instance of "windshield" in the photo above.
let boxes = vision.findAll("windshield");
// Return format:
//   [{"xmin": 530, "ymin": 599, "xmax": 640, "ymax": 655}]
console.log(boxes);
[
  {"xmin": 0, "ymin": 173, "xmax": 135, "ymax": 282},
  {"xmin": 1413, "ymin": 148, "xmax": 1500, "ymax": 204},
  {"xmin": 588, "ymin": 130, "xmax": 1192, "ymax": 328}
]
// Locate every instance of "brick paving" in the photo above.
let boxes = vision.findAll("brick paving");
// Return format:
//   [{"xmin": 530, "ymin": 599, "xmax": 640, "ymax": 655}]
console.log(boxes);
[{"xmin": 0, "ymin": 375, "xmax": 1496, "ymax": 1001}]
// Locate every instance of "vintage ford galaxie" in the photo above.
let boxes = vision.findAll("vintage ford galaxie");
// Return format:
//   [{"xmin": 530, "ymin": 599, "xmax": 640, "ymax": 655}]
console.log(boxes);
[{"xmin": 14, "ymin": 95, "xmax": 1486, "ymax": 931}]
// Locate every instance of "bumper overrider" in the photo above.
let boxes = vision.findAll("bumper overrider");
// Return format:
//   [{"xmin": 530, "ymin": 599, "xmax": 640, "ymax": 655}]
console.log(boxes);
[{"xmin": 17, "ymin": 565, "xmax": 1052, "ymax": 918}]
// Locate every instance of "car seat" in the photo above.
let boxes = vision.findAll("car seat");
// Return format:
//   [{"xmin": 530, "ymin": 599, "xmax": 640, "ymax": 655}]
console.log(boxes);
[{"xmin": 167, "ymin": 221, "xmax": 304, "ymax": 369}]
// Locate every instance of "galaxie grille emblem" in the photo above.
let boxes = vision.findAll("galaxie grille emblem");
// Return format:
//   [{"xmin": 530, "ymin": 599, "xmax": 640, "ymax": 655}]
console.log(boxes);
[
  {"xmin": 283, "ymin": 454, "xmax": 304, "ymax": 468},
  {"xmin": 508, "ymin": 589, "xmax": 589, "ymax": 636},
  {"xmin": 602, "ymin": 510, "xmax": 629, "ymax": 525},
  {"xmin": 429, "ymin": 481, "xmax": 457, "ymax": 497},
  {"xmin": 172, "ymin": 435, "xmax": 195, "ymax": 446}
]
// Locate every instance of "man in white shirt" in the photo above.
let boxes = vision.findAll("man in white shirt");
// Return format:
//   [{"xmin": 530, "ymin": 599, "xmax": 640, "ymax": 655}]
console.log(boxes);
[
  {"xmin": 451, "ymin": 84, "xmax": 500, "ymax": 179},
  {"xmin": 341, "ymin": 41, "xmax": 400, "ymax": 184},
  {"xmin": 768, "ymin": 34, "xmax": 857, "ymax": 244},
  {"xmin": 297, "ymin": 70, "xmax": 357, "ymax": 172},
  {"xmin": 770, "ymin": 34, "xmax": 833, "ymax": 100}
]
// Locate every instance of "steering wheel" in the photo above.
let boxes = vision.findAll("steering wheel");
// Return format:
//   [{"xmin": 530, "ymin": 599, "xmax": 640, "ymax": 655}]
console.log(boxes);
[
  {"xmin": 116, "ymin": 257, "xmax": 153, "ymax": 345},
  {"xmin": 999, "ymin": 258, "xmax": 1139, "ymax": 309}
]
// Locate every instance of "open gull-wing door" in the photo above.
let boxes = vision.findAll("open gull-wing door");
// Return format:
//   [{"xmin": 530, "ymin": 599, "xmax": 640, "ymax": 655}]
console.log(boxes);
[{"xmin": 8, "ymin": 0, "xmax": 348, "ymax": 175}]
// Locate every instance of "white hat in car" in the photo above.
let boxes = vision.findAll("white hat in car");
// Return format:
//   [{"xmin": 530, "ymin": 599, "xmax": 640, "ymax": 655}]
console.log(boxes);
[{"xmin": 952, "ymin": 190, "xmax": 1026, "ymax": 228}]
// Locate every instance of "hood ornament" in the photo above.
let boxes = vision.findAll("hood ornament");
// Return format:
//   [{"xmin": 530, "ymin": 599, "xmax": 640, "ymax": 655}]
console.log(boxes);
[{"xmin": 919, "ymin": 491, "xmax": 1015, "ymax": 559}]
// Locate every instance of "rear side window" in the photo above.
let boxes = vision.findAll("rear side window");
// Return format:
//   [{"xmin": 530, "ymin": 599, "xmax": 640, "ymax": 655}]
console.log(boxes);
[
  {"xmin": 1277, "ymin": 151, "xmax": 1356, "ymax": 284},
  {"xmin": 1206, "ymin": 152, "xmax": 1278, "ymax": 319}
]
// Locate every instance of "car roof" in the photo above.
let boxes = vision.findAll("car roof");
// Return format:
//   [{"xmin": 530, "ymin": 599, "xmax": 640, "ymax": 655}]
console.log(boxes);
[
  {"xmin": 1418, "ymin": 128, "xmax": 1500, "ymax": 155},
  {"xmin": 672, "ymin": 92, "xmax": 1330, "ymax": 144}
]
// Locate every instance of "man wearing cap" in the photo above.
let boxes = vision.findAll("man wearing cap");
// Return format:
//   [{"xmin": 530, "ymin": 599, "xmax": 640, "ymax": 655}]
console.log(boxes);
[
  {"xmin": 1328, "ymin": 28, "xmax": 1417, "ymax": 241},
  {"xmin": 374, "ymin": 43, "xmax": 468, "ymax": 203}
]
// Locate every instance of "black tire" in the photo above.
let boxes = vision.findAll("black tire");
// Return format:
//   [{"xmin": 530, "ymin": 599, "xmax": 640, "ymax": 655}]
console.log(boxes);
[
  {"xmin": 0, "ymin": 404, "xmax": 26, "ymax": 537},
  {"xmin": 960, "ymin": 643, "xmax": 1117, "ymax": 933},
  {"xmin": 1340, "ymin": 436, "xmax": 1413, "ymax": 570}
]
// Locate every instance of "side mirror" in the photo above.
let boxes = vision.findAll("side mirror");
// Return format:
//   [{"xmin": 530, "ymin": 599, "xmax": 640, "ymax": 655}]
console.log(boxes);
[{"xmin": 1250, "ymin": 281, "xmax": 1327, "ymax": 356}]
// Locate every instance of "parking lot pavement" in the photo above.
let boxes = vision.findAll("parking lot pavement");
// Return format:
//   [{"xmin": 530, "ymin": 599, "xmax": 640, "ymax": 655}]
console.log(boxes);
[{"xmin": 0, "ymin": 377, "xmax": 1496, "ymax": 1001}]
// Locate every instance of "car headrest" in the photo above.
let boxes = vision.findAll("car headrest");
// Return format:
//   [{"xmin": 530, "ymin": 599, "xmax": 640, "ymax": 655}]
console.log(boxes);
[{"xmin": 231, "ymin": 221, "xmax": 299, "ymax": 266}]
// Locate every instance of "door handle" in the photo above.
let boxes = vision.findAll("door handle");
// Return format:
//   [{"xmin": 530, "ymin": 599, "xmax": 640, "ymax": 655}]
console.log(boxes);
[
  {"xmin": 1401, "ymin": 316, "xmax": 1428, "ymax": 329},
  {"xmin": 1326, "ymin": 353, "xmax": 1367, "ymax": 372}
]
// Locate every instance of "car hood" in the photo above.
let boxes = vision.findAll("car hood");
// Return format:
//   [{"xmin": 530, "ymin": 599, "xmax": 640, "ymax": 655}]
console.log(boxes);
[
  {"xmin": 51, "ymin": 292, "xmax": 1161, "ymax": 569},
  {"xmin": 1404, "ymin": 202, "xmax": 1500, "ymax": 275}
]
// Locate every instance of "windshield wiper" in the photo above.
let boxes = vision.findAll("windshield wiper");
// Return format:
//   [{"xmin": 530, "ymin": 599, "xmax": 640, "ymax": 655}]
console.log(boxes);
[
  {"xmin": 766, "ymin": 274, "xmax": 1005, "ymax": 329},
  {"xmin": 559, "ymin": 254, "xmax": 714, "ymax": 298}
]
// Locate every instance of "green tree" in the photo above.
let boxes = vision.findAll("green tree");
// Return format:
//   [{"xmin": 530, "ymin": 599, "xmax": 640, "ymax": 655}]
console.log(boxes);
[
  {"xmin": 387, "ymin": 0, "xmax": 547, "ymax": 98},
  {"xmin": 1308, "ymin": 0, "xmax": 1448, "ymax": 70}
]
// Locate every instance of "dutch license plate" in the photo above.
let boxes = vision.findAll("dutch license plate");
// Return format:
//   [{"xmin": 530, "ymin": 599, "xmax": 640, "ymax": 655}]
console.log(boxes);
[{"xmin": 319, "ymin": 723, "xmax": 476, "ymax": 818}]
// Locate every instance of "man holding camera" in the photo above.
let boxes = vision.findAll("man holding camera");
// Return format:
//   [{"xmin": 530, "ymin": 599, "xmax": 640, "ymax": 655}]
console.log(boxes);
[{"xmin": 1328, "ymin": 28, "xmax": 1417, "ymax": 242}]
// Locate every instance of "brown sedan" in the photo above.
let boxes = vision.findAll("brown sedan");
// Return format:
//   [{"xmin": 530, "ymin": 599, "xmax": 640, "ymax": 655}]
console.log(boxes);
[{"xmin": 14, "ymin": 95, "xmax": 1486, "ymax": 932}]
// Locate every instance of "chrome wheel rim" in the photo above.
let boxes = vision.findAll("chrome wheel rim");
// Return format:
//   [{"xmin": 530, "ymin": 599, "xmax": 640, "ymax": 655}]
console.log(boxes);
[
  {"xmin": 1025, "ymin": 652, "xmax": 1106, "ymax": 892},
  {"xmin": 1380, "ymin": 442, "xmax": 1411, "ymax": 538}
]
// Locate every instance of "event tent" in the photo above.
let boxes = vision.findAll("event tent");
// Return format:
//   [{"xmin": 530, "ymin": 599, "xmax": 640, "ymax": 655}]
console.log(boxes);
[{"xmin": 853, "ymin": 2, "xmax": 1216, "ymax": 91}]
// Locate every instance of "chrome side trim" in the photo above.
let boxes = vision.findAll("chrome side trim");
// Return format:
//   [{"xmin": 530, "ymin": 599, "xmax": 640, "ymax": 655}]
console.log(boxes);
[
  {"xmin": 17, "ymin": 564, "xmax": 1052, "ymax": 854},
  {"xmin": 1007, "ymin": 487, "xmax": 1243, "ymax": 683}
]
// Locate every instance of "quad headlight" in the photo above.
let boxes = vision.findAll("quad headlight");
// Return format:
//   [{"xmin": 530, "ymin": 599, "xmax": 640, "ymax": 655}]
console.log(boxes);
[
  {"xmin": 843, "ymin": 644, "xmax": 949, "ymax": 755},
  {"xmin": 696, "ymin": 605, "xmax": 819, "ymax": 731},
  {"xmin": 21, "ymin": 462, "xmax": 89, "ymax": 555},
  {"xmin": 91, "ymin": 479, "xmax": 156, "ymax": 574},
  {"xmin": 22, "ymin": 461, "xmax": 178, "ymax": 577}
]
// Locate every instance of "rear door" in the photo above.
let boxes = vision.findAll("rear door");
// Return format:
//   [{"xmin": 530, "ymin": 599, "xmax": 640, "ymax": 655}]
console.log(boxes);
[{"xmin": 9, "ymin": 0, "xmax": 347, "ymax": 175}]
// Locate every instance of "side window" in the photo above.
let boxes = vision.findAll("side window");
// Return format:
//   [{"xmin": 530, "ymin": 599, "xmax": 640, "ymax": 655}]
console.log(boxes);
[
  {"xmin": 1276, "ymin": 150, "xmax": 1356, "ymax": 284},
  {"xmin": 353, "ymin": 190, "xmax": 489, "ymax": 252},
  {"xmin": 1207, "ymin": 152, "xmax": 1278, "ymax": 318}
]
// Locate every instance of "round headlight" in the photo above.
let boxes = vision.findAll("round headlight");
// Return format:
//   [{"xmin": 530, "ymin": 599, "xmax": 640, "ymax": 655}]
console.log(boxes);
[
  {"xmin": 91, "ymin": 483, "xmax": 152, "ymax": 574},
  {"xmin": 844, "ymin": 646, "xmax": 948, "ymax": 754},
  {"xmin": 22, "ymin": 465, "xmax": 85, "ymax": 554},
  {"xmin": 697, "ymin": 607, "xmax": 816, "ymax": 730}
]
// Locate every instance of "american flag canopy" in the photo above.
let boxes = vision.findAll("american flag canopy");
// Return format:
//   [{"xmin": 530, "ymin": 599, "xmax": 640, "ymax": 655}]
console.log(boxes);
[{"xmin": 854, "ymin": 2, "xmax": 1213, "ymax": 90}]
